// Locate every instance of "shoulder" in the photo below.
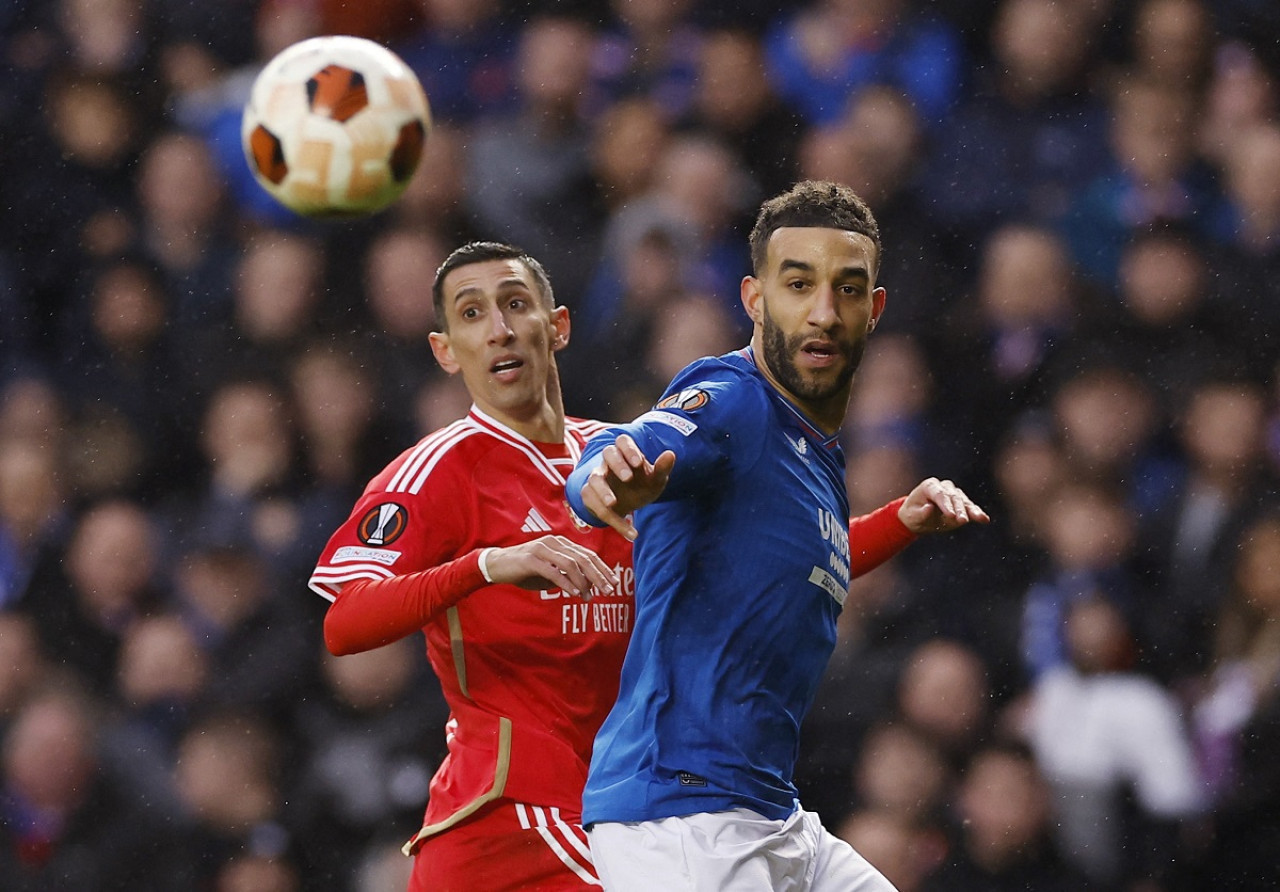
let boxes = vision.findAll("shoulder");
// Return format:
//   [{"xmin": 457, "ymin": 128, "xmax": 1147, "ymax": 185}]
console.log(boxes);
[
  {"xmin": 567, "ymin": 416, "xmax": 616, "ymax": 441},
  {"xmin": 366, "ymin": 417, "xmax": 499, "ymax": 497},
  {"xmin": 654, "ymin": 353, "xmax": 771, "ymax": 422}
]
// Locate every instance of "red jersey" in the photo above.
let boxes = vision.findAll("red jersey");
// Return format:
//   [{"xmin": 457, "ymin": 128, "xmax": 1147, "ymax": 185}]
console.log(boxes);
[{"xmin": 308, "ymin": 408, "xmax": 634, "ymax": 852}]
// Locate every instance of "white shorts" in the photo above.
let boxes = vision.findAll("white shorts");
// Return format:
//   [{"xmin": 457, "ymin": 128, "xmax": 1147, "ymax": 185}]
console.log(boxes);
[{"xmin": 587, "ymin": 806, "xmax": 897, "ymax": 892}]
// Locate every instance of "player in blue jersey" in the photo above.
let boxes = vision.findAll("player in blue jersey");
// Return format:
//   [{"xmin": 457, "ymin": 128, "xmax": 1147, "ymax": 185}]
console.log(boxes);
[{"xmin": 565, "ymin": 180, "xmax": 989, "ymax": 890}]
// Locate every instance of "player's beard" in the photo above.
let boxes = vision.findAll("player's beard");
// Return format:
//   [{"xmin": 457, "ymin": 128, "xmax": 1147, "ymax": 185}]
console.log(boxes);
[{"xmin": 761, "ymin": 305, "xmax": 863, "ymax": 403}]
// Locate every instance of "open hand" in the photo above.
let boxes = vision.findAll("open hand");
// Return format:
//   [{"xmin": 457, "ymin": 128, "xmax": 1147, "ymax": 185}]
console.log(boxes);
[{"xmin": 579, "ymin": 434, "xmax": 676, "ymax": 541}]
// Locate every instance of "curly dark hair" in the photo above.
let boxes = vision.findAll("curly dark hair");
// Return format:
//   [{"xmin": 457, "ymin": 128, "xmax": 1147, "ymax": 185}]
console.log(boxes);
[
  {"xmin": 748, "ymin": 181, "xmax": 882, "ymax": 276},
  {"xmin": 431, "ymin": 241, "xmax": 555, "ymax": 331}
]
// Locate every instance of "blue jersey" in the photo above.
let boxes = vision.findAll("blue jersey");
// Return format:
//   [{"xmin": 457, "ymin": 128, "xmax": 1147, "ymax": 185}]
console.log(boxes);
[{"xmin": 565, "ymin": 348, "xmax": 853, "ymax": 824}]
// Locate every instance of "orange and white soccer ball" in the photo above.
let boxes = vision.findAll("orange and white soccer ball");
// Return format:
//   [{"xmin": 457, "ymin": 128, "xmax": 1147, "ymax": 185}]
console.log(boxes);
[{"xmin": 241, "ymin": 35, "xmax": 431, "ymax": 217}]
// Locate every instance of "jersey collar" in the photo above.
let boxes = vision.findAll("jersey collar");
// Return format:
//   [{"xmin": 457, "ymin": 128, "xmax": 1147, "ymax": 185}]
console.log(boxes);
[{"xmin": 739, "ymin": 347, "xmax": 843, "ymax": 451}]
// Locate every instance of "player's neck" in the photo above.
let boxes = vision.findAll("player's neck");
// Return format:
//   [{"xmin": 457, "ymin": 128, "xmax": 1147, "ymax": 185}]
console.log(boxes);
[
  {"xmin": 748, "ymin": 344, "xmax": 850, "ymax": 436},
  {"xmin": 489, "ymin": 400, "xmax": 566, "ymax": 444}
]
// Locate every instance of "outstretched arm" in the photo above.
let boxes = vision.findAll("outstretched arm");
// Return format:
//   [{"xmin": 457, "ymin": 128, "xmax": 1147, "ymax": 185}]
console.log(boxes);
[
  {"xmin": 575, "ymin": 433, "xmax": 676, "ymax": 542},
  {"xmin": 847, "ymin": 479, "xmax": 990, "ymax": 579}
]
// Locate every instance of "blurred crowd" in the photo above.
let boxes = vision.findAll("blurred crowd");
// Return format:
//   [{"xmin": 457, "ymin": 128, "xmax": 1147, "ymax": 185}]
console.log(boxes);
[{"xmin": 1, "ymin": 0, "xmax": 1279, "ymax": 889}]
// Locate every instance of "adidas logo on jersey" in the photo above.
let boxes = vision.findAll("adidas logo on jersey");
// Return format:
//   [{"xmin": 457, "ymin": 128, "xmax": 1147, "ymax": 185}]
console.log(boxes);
[{"xmin": 521, "ymin": 508, "xmax": 552, "ymax": 534}]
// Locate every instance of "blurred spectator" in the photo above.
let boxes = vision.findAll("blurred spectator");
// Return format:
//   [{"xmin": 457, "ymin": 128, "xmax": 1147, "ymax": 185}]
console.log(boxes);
[
  {"xmin": 683, "ymin": 27, "xmax": 804, "ymax": 198},
  {"xmin": 22, "ymin": 500, "xmax": 163, "ymax": 696},
  {"xmin": 175, "ymin": 376, "xmax": 306, "ymax": 562},
  {"xmin": 1104, "ymin": 225, "xmax": 1231, "ymax": 413},
  {"xmin": 57, "ymin": 255, "xmax": 196, "ymax": 501},
  {"xmin": 0, "ymin": 614, "xmax": 48, "ymax": 730},
  {"xmin": 588, "ymin": 0, "xmax": 703, "ymax": 120},
  {"xmin": 1125, "ymin": 0, "xmax": 1215, "ymax": 92},
  {"xmin": 844, "ymin": 332, "xmax": 963, "ymax": 470},
  {"xmin": 836, "ymin": 807, "xmax": 945, "ymax": 892},
  {"xmin": 0, "ymin": 377, "xmax": 65, "ymax": 457},
  {"xmin": 920, "ymin": 743, "xmax": 1093, "ymax": 890},
  {"xmin": 100, "ymin": 613, "xmax": 209, "ymax": 818},
  {"xmin": 411, "ymin": 373, "xmax": 472, "ymax": 442},
  {"xmin": 0, "ymin": 438, "xmax": 67, "ymax": 611},
  {"xmin": 1020, "ymin": 481, "xmax": 1151, "ymax": 681},
  {"xmin": 0, "ymin": 683, "xmax": 192, "ymax": 889},
  {"xmin": 564, "ymin": 233, "xmax": 736, "ymax": 418},
  {"xmin": 1066, "ymin": 75, "xmax": 1228, "ymax": 284},
  {"xmin": 821, "ymin": 87, "xmax": 955, "ymax": 336},
  {"xmin": 1047, "ymin": 359, "xmax": 1178, "ymax": 519},
  {"xmin": 290, "ymin": 639, "xmax": 444, "ymax": 887},
  {"xmin": 1142, "ymin": 377, "xmax": 1277, "ymax": 680},
  {"xmin": 580, "ymin": 131, "xmax": 755, "ymax": 334},
  {"xmin": 853, "ymin": 721, "xmax": 951, "ymax": 827},
  {"xmin": 926, "ymin": 0, "xmax": 1110, "ymax": 240},
  {"xmin": 1024, "ymin": 596, "xmax": 1202, "ymax": 888},
  {"xmin": 935, "ymin": 224, "xmax": 1084, "ymax": 459},
  {"xmin": 173, "ymin": 708, "xmax": 302, "ymax": 883},
  {"xmin": 1189, "ymin": 510, "xmax": 1280, "ymax": 884},
  {"xmin": 763, "ymin": 0, "xmax": 964, "ymax": 126},
  {"xmin": 393, "ymin": 0, "xmax": 517, "ymax": 125},
  {"xmin": 465, "ymin": 15, "xmax": 605, "ymax": 304},
  {"xmin": 188, "ymin": 230, "xmax": 330, "ymax": 391},
  {"xmin": 134, "ymin": 130, "xmax": 238, "ymax": 340},
  {"xmin": 170, "ymin": 543, "xmax": 315, "ymax": 723},
  {"xmin": 1212, "ymin": 123, "xmax": 1280, "ymax": 365},
  {"xmin": 360, "ymin": 226, "xmax": 449, "ymax": 431},
  {"xmin": 353, "ymin": 838, "xmax": 416, "ymax": 892},
  {"xmin": 897, "ymin": 639, "xmax": 991, "ymax": 767},
  {"xmin": 7, "ymin": 72, "xmax": 145, "ymax": 354},
  {"xmin": 288, "ymin": 338, "xmax": 398, "ymax": 503},
  {"xmin": 588, "ymin": 96, "xmax": 672, "ymax": 212},
  {"xmin": 1197, "ymin": 40, "xmax": 1277, "ymax": 170}
]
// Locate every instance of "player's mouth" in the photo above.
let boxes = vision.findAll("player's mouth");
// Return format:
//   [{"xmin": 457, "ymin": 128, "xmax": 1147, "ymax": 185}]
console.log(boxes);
[
  {"xmin": 490, "ymin": 355, "xmax": 525, "ymax": 381},
  {"xmin": 798, "ymin": 340, "xmax": 840, "ymax": 369}
]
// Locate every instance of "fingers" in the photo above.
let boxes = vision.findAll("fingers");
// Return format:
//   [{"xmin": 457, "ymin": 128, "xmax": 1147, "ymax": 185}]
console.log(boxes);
[
  {"xmin": 496, "ymin": 536, "xmax": 620, "ymax": 598},
  {"xmin": 900, "ymin": 477, "xmax": 990, "ymax": 534},
  {"xmin": 582, "ymin": 465, "xmax": 638, "ymax": 541},
  {"xmin": 599, "ymin": 434, "xmax": 647, "ymax": 484},
  {"xmin": 925, "ymin": 478, "xmax": 990, "ymax": 527},
  {"xmin": 652, "ymin": 449, "xmax": 676, "ymax": 488}
]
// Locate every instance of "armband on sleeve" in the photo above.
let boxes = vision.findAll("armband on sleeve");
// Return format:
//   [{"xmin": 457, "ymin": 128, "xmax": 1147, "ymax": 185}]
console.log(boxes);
[
  {"xmin": 848, "ymin": 497, "xmax": 917, "ymax": 579},
  {"xmin": 323, "ymin": 550, "xmax": 488, "ymax": 654}
]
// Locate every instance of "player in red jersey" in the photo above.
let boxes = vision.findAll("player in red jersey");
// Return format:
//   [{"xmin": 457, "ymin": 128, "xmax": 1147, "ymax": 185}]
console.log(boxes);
[{"xmin": 310, "ymin": 242, "xmax": 633, "ymax": 890}]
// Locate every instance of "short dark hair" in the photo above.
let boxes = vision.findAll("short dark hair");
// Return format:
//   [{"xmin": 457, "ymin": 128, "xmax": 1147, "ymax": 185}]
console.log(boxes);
[
  {"xmin": 432, "ymin": 241, "xmax": 554, "ymax": 331},
  {"xmin": 748, "ymin": 181, "xmax": 882, "ymax": 276}
]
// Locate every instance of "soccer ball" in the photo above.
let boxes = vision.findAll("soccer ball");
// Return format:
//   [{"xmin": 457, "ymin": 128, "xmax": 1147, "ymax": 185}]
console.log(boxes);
[{"xmin": 241, "ymin": 36, "xmax": 431, "ymax": 218}]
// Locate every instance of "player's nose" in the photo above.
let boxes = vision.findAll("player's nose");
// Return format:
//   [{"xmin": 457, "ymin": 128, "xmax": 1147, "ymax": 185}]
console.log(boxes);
[
  {"xmin": 807, "ymin": 284, "xmax": 840, "ymax": 328},
  {"xmin": 487, "ymin": 307, "xmax": 516, "ymax": 342}
]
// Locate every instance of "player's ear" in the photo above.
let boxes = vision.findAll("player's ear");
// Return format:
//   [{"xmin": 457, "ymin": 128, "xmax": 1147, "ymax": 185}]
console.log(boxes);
[
  {"xmin": 868, "ymin": 286, "xmax": 887, "ymax": 332},
  {"xmin": 428, "ymin": 331, "xmax": 460, "ymax": 374},
  {"xmin": 740, "ymin": 276, "xmax": 763, "ymax": 325},
  {"xmin": 550, "ymin": 305, "xmax": 570, "ymax": 352}
]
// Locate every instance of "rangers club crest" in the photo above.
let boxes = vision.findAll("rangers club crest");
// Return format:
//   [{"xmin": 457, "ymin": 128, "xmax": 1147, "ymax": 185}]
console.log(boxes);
[{"xmin": 357, "ymin": 502, "xmax": 408, "ymax": 546}]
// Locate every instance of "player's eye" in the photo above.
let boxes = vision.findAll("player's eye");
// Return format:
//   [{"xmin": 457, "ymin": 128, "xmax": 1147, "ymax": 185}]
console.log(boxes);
[{"xmin": 460, "ymin": 306, "xmax": 480, "ymax": 320}]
